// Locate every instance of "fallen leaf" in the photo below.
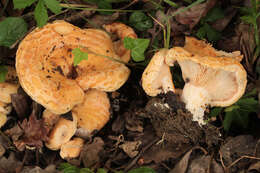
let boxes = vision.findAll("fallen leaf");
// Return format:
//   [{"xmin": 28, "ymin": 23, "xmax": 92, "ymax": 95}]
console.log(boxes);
[
  {"xmin": 211, "ymin": 7, "xmax": 237, "ymax": 32},
  {"xmin": 81, "ymin": 137, "xmax": 105, "ymax": 168},
  {"xmin": 175, "ymin": 0, "xmax": 217, "ymax": 29},
  {"xmin": 187, "ymin": 155, "xmax": 224, "ymax": 173},
  {"xmin": 119, "ymin": 140, "xmax": 142, "ymax": 158}
]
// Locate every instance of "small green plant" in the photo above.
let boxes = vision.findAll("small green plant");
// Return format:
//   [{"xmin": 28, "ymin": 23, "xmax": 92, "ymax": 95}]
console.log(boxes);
[
  {"xmin": 58, "ymin": 163, "xmax": 156, "ymax": 173},
  {"xmin": 123, "ymin": 37, "xmax": 150, "ymax": 62},
  {"xmin": 196, "ymin": 7, "xmax": 224, "ymax": 42},
  {"xmin": 13, "ymin": 0, "xmax": 62, "ymax": 27},
  {"xmin": 0, "ymin": 17, "xmax": 28, "ymax": 47},
  {"xmin": 72, "ymin": 48, "xmax": 89, "ymax": 66},
  {"xmin": 240, "ymin": 0, "xmax": 260, "ymax": 60},
  {"xmin": 129, "ymin": 12, "xmax": 153, "ymax": 32},
  {"xmin": 209, "ymin": 89, "xmax": 259, "ymax": 131}
]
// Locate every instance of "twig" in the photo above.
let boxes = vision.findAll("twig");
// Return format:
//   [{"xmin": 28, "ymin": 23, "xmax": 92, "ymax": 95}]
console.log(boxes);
[
  {"xmin": 227, "ymin": 155, "xmax": 260, "ymax": 169},
  {"xmin": 218, "ymin": 150, "xmax": 227, "ymax": 171}
]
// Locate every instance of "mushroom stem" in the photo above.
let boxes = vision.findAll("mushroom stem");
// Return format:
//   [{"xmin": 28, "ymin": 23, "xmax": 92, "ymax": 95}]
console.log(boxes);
[{"xmin": 182, "ymin": 83, "xmax": 210, "ymax": 125}]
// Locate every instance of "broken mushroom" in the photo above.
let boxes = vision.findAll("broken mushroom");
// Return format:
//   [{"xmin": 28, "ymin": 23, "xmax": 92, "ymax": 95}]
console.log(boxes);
[
  {"xmin": 142, "ymin": 49, "xmax": 175, "ymax": 96},
  {"xmin": 45, "ymin": 114, "xmax": 77, "ymax": 150},
  {"xmin": 60, "ymin": 137, "xmax": 84, "ymax": 159},
  {"xmin": 142, "ymin": 37, "xmax": 247, "ymax": 125},
  {"xmin": 72, "ymin": 89, "xmax": 110, "ymax": 136}
]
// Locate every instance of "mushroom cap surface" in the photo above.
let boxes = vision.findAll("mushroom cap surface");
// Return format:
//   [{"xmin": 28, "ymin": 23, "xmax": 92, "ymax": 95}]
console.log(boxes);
[
  {"xmin": 142, "ymin": 49, "xmax": 175, "ymax": 96},
  {"xmin": 45, "ymin": 114, "xmax": 77, "ymax": 150},
  {"xmin": 72, "ymin": 89, "xmax": 110, "ymax": 135},
  {"xmin": 42, "ymin": 109, "xmax": 60, "ymax": 128},
  {"xmin": 0, "ymin": 112, "xmax": 7, "ymax": 128},
  {"xmin": 16, "ymin": 20, "xmax": 133, "ymax": 114},
  {"xmin": 0, "ymin": 101, "xmax": 12, "ymax": 114},
  {"xmin": 60, "ymin": 137, "xmax": 84, "ymax": 159}
]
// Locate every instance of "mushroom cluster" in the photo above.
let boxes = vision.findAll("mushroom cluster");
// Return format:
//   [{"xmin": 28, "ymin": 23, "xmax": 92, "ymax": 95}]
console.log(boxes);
[
  {"xmin": 0, "ymin": 67, "xmax": 19, "ymax": 127},
  {"xmin": 142, "ymin": 37, "xmax": 247, "ymax": 125},
  {"xmin": 15, "ymin": 20, "xmax": 137, "ymax": 158}
]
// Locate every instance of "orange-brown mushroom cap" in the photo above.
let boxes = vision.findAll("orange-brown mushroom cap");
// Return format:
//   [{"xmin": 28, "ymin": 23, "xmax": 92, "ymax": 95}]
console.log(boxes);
[
  {"xmin": 60, "ymin": 137, "xmax": 84, "ymax": 159},
  {"xmin": 16, "ymin": 21, "xmax": 135, "ymax": 114},
  {"xmin": 165, "ymin": 37, "xmax": 247, "ymax": 124},
  {"xmin": 45, "ymin": 114, "xmax": 77, "ymax": 150},
  {"xmin": 72, "ymin": 89, "xmax": 110, "ymax": 135},
  {"xmin": 142, "ymin": 49, "xmax": 175, "ymax": 96}
]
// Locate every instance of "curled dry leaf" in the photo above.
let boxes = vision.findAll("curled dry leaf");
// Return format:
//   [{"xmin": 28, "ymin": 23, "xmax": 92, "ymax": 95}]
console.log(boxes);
[{"xmin": 119, "ymin": 140, "xmax": 142, "ymax": 158}]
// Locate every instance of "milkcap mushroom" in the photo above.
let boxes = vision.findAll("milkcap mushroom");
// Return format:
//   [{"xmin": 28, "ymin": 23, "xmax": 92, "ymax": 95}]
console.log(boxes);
[
  {"xmin": 142, "ymin": 37, "xmax": 247, "ymax": 125},
  {"xmin": 16, "ymin": 20, "xmax": 135, "ymax": 114},
  {"xmin": 60, "ymin": 137, "xmax": 84, "ymax": 159},
  {"xmin": 72, "ymin": 89, "xmax": 110, "ymax": 136},
  {"xmin": 45, "ymin": 114, "xmax": 77, "ymax": 150}
]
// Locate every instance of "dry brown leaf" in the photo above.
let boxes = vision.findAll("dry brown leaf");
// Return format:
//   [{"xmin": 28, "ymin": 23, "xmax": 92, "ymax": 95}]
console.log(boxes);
[
  {"xmin": 119, "ymin": 140, "xmax": 142, "ymax": 158},
  {"xmin": 175, "ymin": 0, "xmax": 217, "ymax": 29}
]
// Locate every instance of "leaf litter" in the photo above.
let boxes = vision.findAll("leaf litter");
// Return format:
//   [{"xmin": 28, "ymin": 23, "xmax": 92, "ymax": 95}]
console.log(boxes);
[{"xmin": 0, "ymin": 0, "xmax": 260, "ymax": 172}]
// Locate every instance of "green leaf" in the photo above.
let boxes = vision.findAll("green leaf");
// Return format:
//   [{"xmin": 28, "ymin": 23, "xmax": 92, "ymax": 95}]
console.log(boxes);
[
  {"xmin": 63, "ymin": 167, "xmax": 80, "ymax": 173},
  {"xmin": 97, "ymin": 0, "xmax": 113, "ymax": 15},
  {"xmin": 224, "ymin": 105, "xmax": 240, "ymax": 112},
  {"xmin": 128, "ymin": 167, "xmax": 156, "ymax": 173},
  {"xmin": 204, "ymin": 23, "xmax": 221, "ymax": 42},
  {"xmin": 97, "ymin": 168, "xmax": 107, "ymax": 173},
  {"xmin": 0, "ymin": 66, "xmax": 8, "ymax": 83},
  {"xmin": 34, "ymin": 0, "xmax": 48, "ymax": 27},
  {"xmin": 129, "ymin": 12, "xmax": 153, "ymax": 31},
  {"xmin": 241, "ymin": 15, "xmax": 255, "ymax": 25},
  {"xmin": 0, "ymin": 17, "xmax": 28, "ymax": 47},
  {"xmin": 205, "ymin": 7, "xmax": 225, "ymax": 22},
  {"xmin": 223, "ymin": 110, "xmax": 236, "ymax": 131},
  {"xmin": 196, "ymin": 25, "xmax": 207, "ymax": 39},
  {"xmin": 123, "ymin": 37, "xmax": 150, "ymax": 62},
  {"xmin": 13, "ymin": 0, "xmax": 37, "ymax": 9},
  {"xmin": 209, "ymin": 107, "xmax": 223, "ymax": 117},
  {"xmin": 79, "ymin": 168, "xmax": 94, "ymax": 173},
  {"xmin": 43, "ymin": 0, "xmax": 62, "ymax": 14},
  {"xmin": 72, "ymin": 48, "xmax": 88, "ymax": 66}
]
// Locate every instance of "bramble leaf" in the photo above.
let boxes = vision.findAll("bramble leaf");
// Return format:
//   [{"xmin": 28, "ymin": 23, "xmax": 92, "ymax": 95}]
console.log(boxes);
[
  {"xmin": 72, "ymin": 48, "xmax": 88, "ymax": 66},
  {"xmin": 0, "ymin": 17, "xmax": 28, "ymax": 47},
  {"xmin": 34, "ymin": 0, "xmax": 48, "ymax": 27},
  {"xmin": 13, "ymin": 0, "xmax": 37, "ymax": 9},
  {"xmin": 43, "ymin": 0, "xmax": 62, "ymax": 14},
  {"xmin": 123, "ymin": 37, "xmax": 150, "ymax": 62}
]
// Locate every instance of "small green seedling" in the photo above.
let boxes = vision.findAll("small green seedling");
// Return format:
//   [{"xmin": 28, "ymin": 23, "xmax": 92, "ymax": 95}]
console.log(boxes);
[
  {"xmin": 123, "ymin": 37, "xmax": 150, "ymax": 62},
  {"xmin": 13, "ymin": 0, "xmax": 62, "ymax": 27},
  {"xmin": 72, "ymin": 48, "xmax": 89, "ymax": 66}
]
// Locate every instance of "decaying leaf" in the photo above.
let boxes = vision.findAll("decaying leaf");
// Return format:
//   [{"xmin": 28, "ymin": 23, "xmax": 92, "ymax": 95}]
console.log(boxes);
[
  {"xmin": 81, "ymin": 137, "xmax": 105, "ymax": 168},
  {"xmin": 175, "ymin": 0, "xmax": 217, "ymax": 29},
  {"xmin": 170, "ymin": 147, "xmax": 207, "ymax": 173},
  {"xmin": 0, "ymin": 152, "xmax": 22, "ymax": 173},
  {"xmin": 5, "ymin": 113, "xmax": 49, "ymax": 151},
  {"xmin": 119, "ymin": 140, "xmax": 142, "ymax": 158}
]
